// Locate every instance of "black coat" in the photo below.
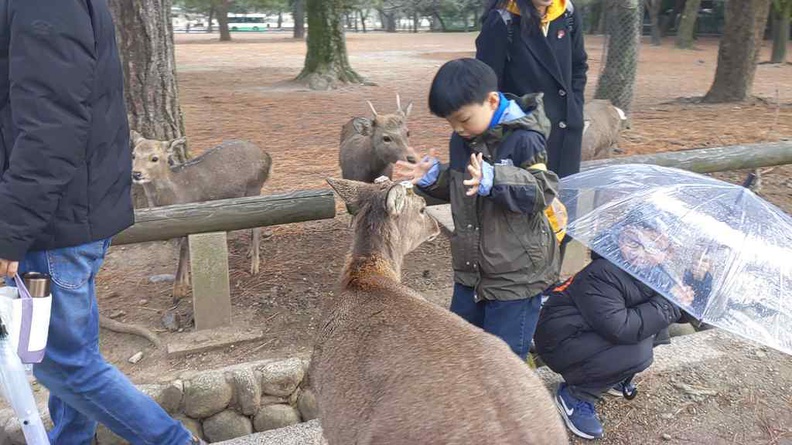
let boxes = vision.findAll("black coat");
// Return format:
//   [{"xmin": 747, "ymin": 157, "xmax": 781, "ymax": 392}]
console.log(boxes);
[
  {"xmin": 476, "ymin": 3, "xmax": 588, "ymax": 178},
  {"xmin": 0, "ymin": 0, "xmax": 133, "ymax": 260},
  {"xmin": 534, "ymin": 255, "xmax": 682, "ymax": 386}
]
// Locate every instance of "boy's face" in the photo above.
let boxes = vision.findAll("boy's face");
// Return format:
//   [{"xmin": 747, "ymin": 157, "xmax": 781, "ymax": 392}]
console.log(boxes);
[
  {"xmin": 445, "ymin": 92, "xmax": 500, "ymax": 139},
  {"xmin": 618, "ymin": 226, "xmax": 670, "ymax": 269}
]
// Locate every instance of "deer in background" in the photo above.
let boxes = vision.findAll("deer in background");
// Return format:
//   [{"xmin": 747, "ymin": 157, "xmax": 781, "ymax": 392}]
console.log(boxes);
[
  {"xmin": 313, "ymin": 177, "xmax": 568, "ymax": 445},
  {"xmin": 581, "ymin": 99, "xmax": 628, "ymax": 161},
  {"xmin": 131, "ymin": 131, "xmax": 272, "ymax": 300},
  {"xmin": 339, "ymin": 95, "xmax": 418, "ymax": 183}
]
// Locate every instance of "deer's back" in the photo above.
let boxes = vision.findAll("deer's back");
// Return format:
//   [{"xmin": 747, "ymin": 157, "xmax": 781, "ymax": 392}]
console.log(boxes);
[
  {"xmin": 313, "ymin": 279, "xmax": 568, "ymax": 445},
  {"xmin": 173, "ymin": 140, "xmax": 271, "ymax": 203}
]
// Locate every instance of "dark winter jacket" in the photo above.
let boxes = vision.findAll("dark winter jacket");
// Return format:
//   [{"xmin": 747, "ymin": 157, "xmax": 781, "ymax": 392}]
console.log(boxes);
[
  {"xmin": 535, "ymin": 254, "xmax": 682, "ymax": 386},
  {"xmin": 419, "ymin": 94, "xmax": 560, "ymax": 301},
  {"xmin": 0, "ymin": 0, "xmax": 133, "ymax": 260},
  {"xmin": 476, "ymin": 1, "xmax": 588, "ymax": 178}
]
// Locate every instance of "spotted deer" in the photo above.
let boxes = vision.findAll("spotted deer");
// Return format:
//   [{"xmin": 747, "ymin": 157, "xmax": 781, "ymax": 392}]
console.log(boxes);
[
  {"xmin": 131, "ymin": 131, "xmax": 272, "ymax": 300},
  {"xmin": 312, "ymin": 177, "xmax": 568, "ymax": 444}
]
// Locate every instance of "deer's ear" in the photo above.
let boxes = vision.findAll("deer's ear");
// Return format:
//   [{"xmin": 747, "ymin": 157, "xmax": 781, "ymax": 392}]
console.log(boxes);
[
  {"xmin": 386, "ymin": 183, "xmax": 408, "ymax": 216},
  {"xmin": 352, "ymin": 117, "xmax": 373, "ymax": 136},
  {"xmin": 130, "ymin": 130, "xmax": 145, "ymax": 148},
  {"xmin": 327, "ymin": 178, "xmax": 364, "ymax": 205}
]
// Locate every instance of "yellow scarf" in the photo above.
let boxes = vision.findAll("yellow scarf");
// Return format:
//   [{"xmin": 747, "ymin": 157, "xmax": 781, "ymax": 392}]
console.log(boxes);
[{"xmin": 503, "ymin": 0, "xmax": 567, "ymax": 26}]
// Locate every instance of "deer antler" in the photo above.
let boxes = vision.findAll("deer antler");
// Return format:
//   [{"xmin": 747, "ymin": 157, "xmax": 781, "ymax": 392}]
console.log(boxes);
[
  {"xmin": 396, "ymin": 94, "xmax": 402, "ymax": 113},
  {"xmin": 366, "ymin": 100, "xmax": 378, "ymax": 117}
]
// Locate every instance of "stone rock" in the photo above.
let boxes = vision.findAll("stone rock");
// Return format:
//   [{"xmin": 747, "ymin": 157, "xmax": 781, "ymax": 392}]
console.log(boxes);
[
  {"xmin": 232, "ymin": 368, "xmax": 262, "ymax": 416},
  {"xmin": 128, "ymin": 351, "xmax": 144, "ymax": 364},
  {"xmin": 149, "ymin": 274, "xmax": 176, "ymax": 283},
  {"xmin": 174, "ymin": 414, "xmax": 204, "ymax": 440},
  {"xmin": 261, "ymin": 395, "xmax": 289, "ymax": 406},
  {"xmin": 253, "ymin": 404, "xmax": 301, "ymax": 433},
  {"xmin": 669, "ymin": 323, "xmax": 696, "ymax": 338},
  {"xmin": 259, "ymin": 358, "xmax": 304, "ymax": 397},
  {"xmin": 662, "ymin": 433, "xmax": 673, "ymax": 441},
  {"xmin": 95, "ymin": 423, "xmax": 128, "ymax": 445},
  {"xmin": 297, "ymin": 389, "xmax": 319, "ymax": 421},
  {"xmin": 139, "ymin": 382, "xmax": 184, "ymax": 415},
  {"xmin": 202, "ymin": 410, "xmax": 253, "ymax": 442},
  {"xmin": 3, "ymin": 417, "xmax": 25, "ymax": 445},
  {"xmin": 161, "ymin": 309, "xmax": 181, "ymax": 332},
  {"xmin": 183, "ymin": 372, "xmax": 233, "ymax": 419}
]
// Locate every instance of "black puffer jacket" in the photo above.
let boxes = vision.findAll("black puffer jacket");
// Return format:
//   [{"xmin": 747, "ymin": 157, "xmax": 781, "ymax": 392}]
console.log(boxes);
[
  {"xmin": 535, "ymin": 253, "xmax": 682, "ymax": 386},
  {"xmin": 0, "ymin": 0, "xmax": 133, "ymax": 260}
]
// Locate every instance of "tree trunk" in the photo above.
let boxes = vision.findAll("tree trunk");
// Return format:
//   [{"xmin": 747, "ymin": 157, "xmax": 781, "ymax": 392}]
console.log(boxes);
[
  {"xmin": 359, "ymin": 9, "xmax": 368, "ymax": 33},
  {"xmin": 770, "ymin": 2, "xmax": 791, "ymax": 63},
  {"xmin": 647, "ymin": 0, "xmax": 662, "ymax": 45},
  {"xmin": 433, "ymin": 11, "xmax": 447, "ymax": 31},
  {"xmin": 676, "ymin": 0, "xmax": 702, "ymax": 48},
  {"xmin": 207, "ymin": 6, "xmax": 214, "ymax": 33},
  {"xmin": 412, "ymin": 11, "xmax": 419, "ymax": 33},
  {"xmin": 294, "ymin": 0, "xmax": 306, "ymax": 39},
  {"xmin": 704, "ymin": 0, "xmax": 773, "ymax": 103},
  {"xmin": 296, "ymin": 0, "xmax": 364, "ymax": 90},
  {"xmin": 594, "ymin": 0, "xmax": 642, "ymax": 114},
  {"xmin": 381, "ymin": 9, "xmax": 397, "ymax": 32},
  {"xmin": 215, "ymin": 0, "xmax": 231, "ymax": 41},
  {"xmin": 661, "ymin": 0, "xmax": 685, "ymax": 37},
  {"xmin": 107, "ymin": 0, "xmax": 187, "ymax": 209},
  {"xmin": 278, "ymin": 12, "xmax": 283, "ymax": 29}
]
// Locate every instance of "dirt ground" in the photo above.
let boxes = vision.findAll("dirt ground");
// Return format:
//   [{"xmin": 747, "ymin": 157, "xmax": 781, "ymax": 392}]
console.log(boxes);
[{"xmin": 88, "ymin": 32, "xmax": 791, "ymax": 442}]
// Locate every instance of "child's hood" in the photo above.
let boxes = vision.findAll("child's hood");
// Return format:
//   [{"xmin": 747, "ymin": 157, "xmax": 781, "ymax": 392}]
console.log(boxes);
[{"xmin": 489, "ymin": 92, "xmax": 552, "ymax": 140}]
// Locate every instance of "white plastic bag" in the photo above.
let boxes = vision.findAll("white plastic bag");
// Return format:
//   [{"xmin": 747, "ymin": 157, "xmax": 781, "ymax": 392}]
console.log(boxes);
[{"xmin": 0, "ymin": 275, "xmax": 52, "ymax": 364}]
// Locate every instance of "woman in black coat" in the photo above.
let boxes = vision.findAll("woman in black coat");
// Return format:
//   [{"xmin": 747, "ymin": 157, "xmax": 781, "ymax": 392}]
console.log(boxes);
[{"xmin": 476, "ymin": 0, "xmax": 588, "ymax": 178}]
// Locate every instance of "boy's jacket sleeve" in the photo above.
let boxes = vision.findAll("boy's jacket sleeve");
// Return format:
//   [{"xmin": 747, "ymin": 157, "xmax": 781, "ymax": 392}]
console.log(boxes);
[{"xmin": 490, "ymin": 131, "xmax": 558, "ymax": 214}]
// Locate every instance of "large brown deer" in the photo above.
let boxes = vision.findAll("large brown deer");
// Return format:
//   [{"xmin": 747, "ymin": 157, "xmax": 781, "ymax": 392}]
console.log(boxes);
[
  {"xmin": 131, "ymin": 131, "xmax": 272, "ymax": 300},
  {"xmin": 313, "ymin": 177, "xmax": 568, "ymax": 445},
  {"xmin": 339, "ymin": 95, "xmax": 418, "ymax": 183}
]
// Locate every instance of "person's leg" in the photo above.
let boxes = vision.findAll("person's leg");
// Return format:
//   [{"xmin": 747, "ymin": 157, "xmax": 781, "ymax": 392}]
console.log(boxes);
[
  {"xmin": 449, "ymin": 283, "xmax": 486, "ymax": 328},
  {"xmin": 22, "ymin": 240, "xmax": 192, "ymax": 445},
  {"xmin": 482, "ymin": 295, "xmax": 542, "ymax": 360}
]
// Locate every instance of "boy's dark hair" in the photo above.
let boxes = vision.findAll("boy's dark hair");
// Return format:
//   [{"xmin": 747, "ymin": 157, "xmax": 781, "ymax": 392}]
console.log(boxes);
[{"xmin": 428, "ymin": 58, "xmax": 498, "ymax": 118}]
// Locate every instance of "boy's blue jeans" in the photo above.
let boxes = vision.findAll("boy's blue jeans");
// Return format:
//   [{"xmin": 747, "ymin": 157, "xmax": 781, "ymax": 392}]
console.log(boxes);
[
  {"xmin": 450, "ymin": 283, "xmax": 542, "ymax": 360},
  {"xmin": 16, "ymin": 240, "xmax": 192, "ymax": 445}
]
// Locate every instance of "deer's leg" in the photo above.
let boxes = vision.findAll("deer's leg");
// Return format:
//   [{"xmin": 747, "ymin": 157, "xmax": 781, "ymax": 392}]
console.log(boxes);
[
  {"xmin": 250, "ymin": 228, "xmax": 261, "ymax": 275},
  {"xmin": 172, "ymin": 237, "xmax": 191, "ymax": 302}
]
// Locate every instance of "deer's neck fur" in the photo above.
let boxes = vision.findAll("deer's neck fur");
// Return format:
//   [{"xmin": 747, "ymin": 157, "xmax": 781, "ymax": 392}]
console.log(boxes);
[
  {"xmin": 143, "ymin": 167, "xmax": 196, "ymax": 206},
  {"xmin": 341, "ymin": 232, "xmax": 402, "ymax": 288}
]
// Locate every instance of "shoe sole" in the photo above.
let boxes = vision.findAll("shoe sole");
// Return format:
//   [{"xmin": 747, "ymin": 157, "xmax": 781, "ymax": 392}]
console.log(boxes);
[
  {"xmin": 606, "ymin": 388, "xmax": 623, "ymax": 397},
  {"xmin": 553, "ymin": 394, "xmax": 602, "ymax": 440}
]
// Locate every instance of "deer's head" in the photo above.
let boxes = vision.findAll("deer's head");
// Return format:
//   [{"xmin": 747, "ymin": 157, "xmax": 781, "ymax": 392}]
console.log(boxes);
[
  {"xmin": 354, "ymin": 95, "xmax": 417, "ymax": 166},
  {"xmin": 130, "ymin": 130, "xmax": 187, "ymax": 184},
  {"xmin": 327, "ymin": 177, "xmax": 439, "ymax": 259}
]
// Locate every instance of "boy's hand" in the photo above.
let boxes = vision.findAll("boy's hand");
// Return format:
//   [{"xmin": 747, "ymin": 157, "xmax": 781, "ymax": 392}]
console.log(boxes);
[
  {"xmin": 463, "ymin": 153, "xmax": 484, "ymax": 197},
  {"xmin": 394, "ymin": 148, "xmax": 437, "ymax": 184},
  {"xmin": 0, "ymin": 259, "xmax": 19, "ymax": 278},
  {"xmin": 671, "ymin": 285, "xmax": 695, "ymax": 307}
]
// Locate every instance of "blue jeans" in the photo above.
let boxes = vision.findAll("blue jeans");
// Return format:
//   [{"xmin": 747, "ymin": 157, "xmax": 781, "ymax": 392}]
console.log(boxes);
[
  {"xmin": 16, "ymin": 240, "xmax": 191, "ymax": 445},
  {"xmin": 449, "ymin": 283, "xmax": 542, "ymax": 360}
]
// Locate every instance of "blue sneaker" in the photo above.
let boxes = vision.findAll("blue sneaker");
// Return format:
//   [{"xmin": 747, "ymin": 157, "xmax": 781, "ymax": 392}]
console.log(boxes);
[
  {"xmin": 607, "ymin": 379, "xmax": 638, "ymax": 398},
  {"xmin": 554, "ymin": 383, "xmax": 604, "ymax": 440}
]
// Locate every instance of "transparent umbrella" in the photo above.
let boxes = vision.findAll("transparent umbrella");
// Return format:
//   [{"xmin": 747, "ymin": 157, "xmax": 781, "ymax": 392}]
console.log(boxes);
[{"xmin": 559, "ymin": 164, "xmax": 792, "ymax": 355}]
